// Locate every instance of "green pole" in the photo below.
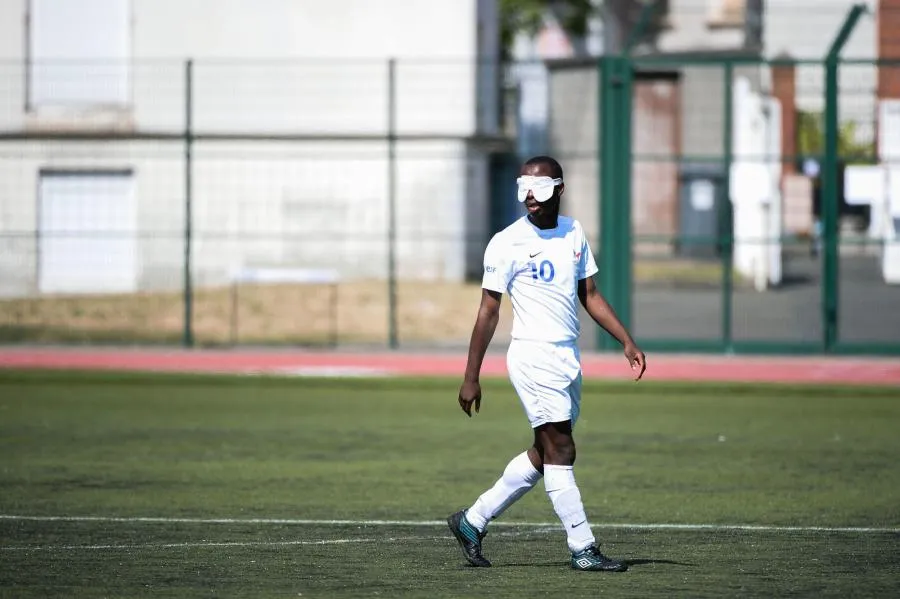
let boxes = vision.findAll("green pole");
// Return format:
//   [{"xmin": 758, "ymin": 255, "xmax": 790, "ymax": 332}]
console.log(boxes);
[
  {"xmin": 827, "ymin": 4, "xmax": 867, "ymax": 61},
  {"xmin": 617, "ymin": 57, "xmax": 633, "ymax": 337},
  {"xmin": 603, "ymin": 0, "xmax": 654, "ymax": 348},
  {"xmin": 597, "ymin": 56, "xmax": 618, "ymax": 351},
  {"xmin": 821, "ymin": 3, "xmax": 866, "ymax": 352},
  {"xmin": 596, "ymin": 57, "xmax": 606, "ymax": 350},
  {"xmin": 183, "ymin": 59, "xmax": 194, "ymax": 348},
  {"xmin": 387, "ymin": 58, "xmax": 398, "ymax": 349},
  {"xmin": 822, "ymin": 57, "xmax": 839, "ymax": 353},
  {"xmin": 721, "ymin": 61, "xmax": 734, "ymax": 352},
  {"xmin": 597, "ymin": 54, "xmax": 632, "ymax": 350}
]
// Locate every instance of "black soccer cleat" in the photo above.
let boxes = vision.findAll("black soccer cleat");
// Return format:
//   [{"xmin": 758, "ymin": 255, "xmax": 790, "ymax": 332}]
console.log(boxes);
[
  {"xmin": 571, "ymin": 545, "xmax": 628, "ymax": 572},
  {"xmin": 447, "ymin": 509, "xmax": 491, "ymax": 567}
]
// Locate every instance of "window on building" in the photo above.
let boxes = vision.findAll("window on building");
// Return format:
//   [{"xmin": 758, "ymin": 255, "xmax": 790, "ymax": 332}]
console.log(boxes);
[
  {"xmin": 707, "ymin": 0, "xmax": 745, "ymax": 28},
  {"xmin": 28, "ymin": 0, "xmax": 131, "ymax": 110}
]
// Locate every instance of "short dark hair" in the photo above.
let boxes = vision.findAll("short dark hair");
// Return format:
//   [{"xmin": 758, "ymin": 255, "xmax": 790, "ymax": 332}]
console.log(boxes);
[{"xmin": 524, "ymin": 155, "xmax": 563, "ymax": 180}]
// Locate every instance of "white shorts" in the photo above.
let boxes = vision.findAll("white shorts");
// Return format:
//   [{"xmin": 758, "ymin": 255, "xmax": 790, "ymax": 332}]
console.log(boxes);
[{"xmin": 506, "ymin": 338, "xmax": 583, "ymax": 429}]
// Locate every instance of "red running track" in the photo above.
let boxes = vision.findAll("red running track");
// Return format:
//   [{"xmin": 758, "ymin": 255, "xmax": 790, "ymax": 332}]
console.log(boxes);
[{"xmin": 0, "ymin": 347, "xmax": 899, "ymax": 387}]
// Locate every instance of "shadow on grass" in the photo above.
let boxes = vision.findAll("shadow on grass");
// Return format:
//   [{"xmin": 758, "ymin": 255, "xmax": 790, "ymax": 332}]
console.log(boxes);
[
  {"xmin": 625, "ymin": 557, "xmax": 697, "ymax": 567},
  {"xmin": 485, "ymin": 557, "xmax": 696, "ymax": 569}
]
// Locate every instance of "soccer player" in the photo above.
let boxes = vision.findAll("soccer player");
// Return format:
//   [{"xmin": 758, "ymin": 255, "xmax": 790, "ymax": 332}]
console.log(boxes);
[{"xmin": 447, "ymin": 155, "xmax": 646, "ymax": 572}]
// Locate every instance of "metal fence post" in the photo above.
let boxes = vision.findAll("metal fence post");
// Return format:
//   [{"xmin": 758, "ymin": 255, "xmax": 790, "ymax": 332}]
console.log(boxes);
[
  {"xmin": 183, "ymin": 58, "xmax": 194, "ymax": 348},
  {"xmin": 822, "ymin": 56, "xmax": 840, "ymax": 353},
  {"xmin": 597, "ymin": 55, "xmax": 617, "ymax": 351},
  {"xmin": 618, "ymin": 56, "xmax": 634, "ymax": 338},
  {"xmin": 822, "ymin": 3, "xmax": 867, "ymax": 353},
  {"xmin": 721, "ymin": 61, "xmax": 735, "ymax": 352},
  {"xmin": 597, "ymin": 54, "xmax": 633, "ymax": 351},
  {"xmin": 387, "ymin": 58, "xmax": 398, "ymax": 349},
  {"xmin": 598, "ymin": 0, "xmax": 655, "ymax": 351}
]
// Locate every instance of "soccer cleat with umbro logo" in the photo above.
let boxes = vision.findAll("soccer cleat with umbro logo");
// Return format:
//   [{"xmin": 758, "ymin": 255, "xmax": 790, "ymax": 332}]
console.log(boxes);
[
  {"xmin": 447, "ymin": 510, "xmax": 491, "ymax": 567},
  {"xmin": 571, "ymin": 545, "xmax": 628, "ymax": 572}
]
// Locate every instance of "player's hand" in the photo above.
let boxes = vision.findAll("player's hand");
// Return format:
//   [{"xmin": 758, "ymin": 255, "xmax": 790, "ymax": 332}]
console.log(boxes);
[
  {"xmin": 458, "ymin": 379, "xmax": 482, "ymax": 417},
  {"xmin": 624, "ymin": 342, "xmax": 646, "ymax": 381}
]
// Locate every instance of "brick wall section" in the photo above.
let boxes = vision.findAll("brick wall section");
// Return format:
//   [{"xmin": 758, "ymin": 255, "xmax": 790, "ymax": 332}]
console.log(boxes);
[
  {"xmin": 879, "ymin": 0, "xmax": 900, "ymax": 99},
  {"xmin": 771, "ymin": 57, "xmax": 796, "ymax": 177},
  {"xmin": 632, "ymin": 78, "xmax": 680, "ymax": 239}
]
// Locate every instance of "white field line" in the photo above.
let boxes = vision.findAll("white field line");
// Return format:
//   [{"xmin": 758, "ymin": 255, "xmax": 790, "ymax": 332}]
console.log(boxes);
[
  {"xmin": 0, "ymin": 535, "xmax": 449, "ymax": 552},
  {"xmin": 0, "ymin": 530, "xmax": 555, "ymax": 553},
  {"xmin": 1, "ymin": 514, "xmax": 897, "ymax": 534}
]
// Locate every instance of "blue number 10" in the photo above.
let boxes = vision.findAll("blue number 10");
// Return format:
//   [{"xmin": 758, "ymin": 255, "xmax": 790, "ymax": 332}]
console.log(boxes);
[{"xmin": 530, "ymin": 260, "xmax": 555, "ymax": 282}]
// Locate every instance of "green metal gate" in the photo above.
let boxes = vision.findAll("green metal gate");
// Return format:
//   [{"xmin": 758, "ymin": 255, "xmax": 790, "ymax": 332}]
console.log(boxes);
[{"xmin": 596, "ymin": 4, "xmax": 900, "ymax": 355}]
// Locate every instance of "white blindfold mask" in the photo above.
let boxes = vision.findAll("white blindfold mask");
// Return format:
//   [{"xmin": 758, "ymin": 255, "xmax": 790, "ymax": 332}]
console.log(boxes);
[{"xmin": 516, "ymin": 176, "xmax": 562, "ymax": 203}]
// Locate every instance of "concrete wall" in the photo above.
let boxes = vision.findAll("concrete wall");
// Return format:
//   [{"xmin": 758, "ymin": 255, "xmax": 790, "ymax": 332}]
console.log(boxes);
[
  {"xmin": 547, "ymin": 65, "xmax": 600, "ymax": 245},
  {"xmin": 680, "ymin": 64, "xmax": 764, "ymax": 159}
]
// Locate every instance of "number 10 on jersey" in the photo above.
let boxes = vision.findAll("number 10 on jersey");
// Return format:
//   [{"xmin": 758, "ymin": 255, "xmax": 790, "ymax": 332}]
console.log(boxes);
[{"xmin": 530, "ymin": 260, "xmax": 555, "ymax": 282}]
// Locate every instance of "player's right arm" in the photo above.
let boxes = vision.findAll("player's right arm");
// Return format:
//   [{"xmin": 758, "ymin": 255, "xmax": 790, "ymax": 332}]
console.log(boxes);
[
  {"xmin": 459, "ymin": 238, "xmax": 507, "ymax": 417},
  {"xmin": 459, "ymin": 289, "xmax": 502, "ymax": 417}
]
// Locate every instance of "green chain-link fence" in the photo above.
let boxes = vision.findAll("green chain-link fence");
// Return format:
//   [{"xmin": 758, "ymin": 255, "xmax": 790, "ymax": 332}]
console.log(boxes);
[
  {"xmin": 572, "ymin": 4, "xmax": 900, "ymax": 355},
  {"xmin": 2, "ymin": 5, "xmax": 899, "ymax": 354}
]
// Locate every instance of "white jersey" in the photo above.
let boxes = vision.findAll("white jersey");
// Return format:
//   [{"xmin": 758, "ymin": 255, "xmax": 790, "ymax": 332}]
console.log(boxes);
[{"xmin": 482, "ymin": 215, "xmax": 598, "ymax": 343}]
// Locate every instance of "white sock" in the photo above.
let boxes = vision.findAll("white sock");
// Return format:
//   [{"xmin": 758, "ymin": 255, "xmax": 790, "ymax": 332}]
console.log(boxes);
[
  {"xmin": 466, "ymin": 451, "xmax": 543, "ymax": 532},
  {"xmin": 544, "ymin": 464, "xmax": 596, "ymax": 553}
]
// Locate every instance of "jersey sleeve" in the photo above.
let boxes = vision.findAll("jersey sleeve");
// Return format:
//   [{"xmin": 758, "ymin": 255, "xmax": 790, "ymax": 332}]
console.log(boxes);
[
  {"xmin": 576, "ymin": 224, "xmax": 599, "ymax": 280},
  {"xmin": 481, "ymin": 236, "xmax": 509, "ymax": 293}
]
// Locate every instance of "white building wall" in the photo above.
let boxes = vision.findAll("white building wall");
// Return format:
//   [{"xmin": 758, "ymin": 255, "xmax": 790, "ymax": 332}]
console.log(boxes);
[
  {"xmin": 0, "ymin": 0, "xmax": 493, "ymax": 132},
  {"xmin": 0, "ymin": 141, "xmax": 185, "ymax": 297},
  {"xmin": 657, "ymin": 0, "xmax": 746, "ymax": 53},
  {"xmin": 133, "ymin": 0, "xmax": 479, "ymax": 60},
  {"xmin": 0, "ymin": 0, "xmax": 27, "ymax": 132},
  {"xmin": 0, "ymin": 0, "xmax": 498, "ymax": 296},
  {"xmin": 765, "ymin": 0, "xmax": 877, "ymax": 60},
  {"xmin": 764, "ymin": 0, "xmax": 878, "ymax": 144},
  {"xmin": 130, "ymin": 0, "xmax": 487, "ymax": 136}
]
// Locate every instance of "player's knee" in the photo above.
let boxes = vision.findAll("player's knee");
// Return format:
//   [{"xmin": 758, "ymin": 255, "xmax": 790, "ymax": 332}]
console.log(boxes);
[{"xmin": 544, "ymin": 438, "xmax": 576, "ymax": 465}]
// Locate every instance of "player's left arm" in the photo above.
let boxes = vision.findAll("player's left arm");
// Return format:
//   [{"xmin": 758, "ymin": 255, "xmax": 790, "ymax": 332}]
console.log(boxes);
[{"xmin": 578, "ymin": 276, "xmax": 647, "ymax": 381}]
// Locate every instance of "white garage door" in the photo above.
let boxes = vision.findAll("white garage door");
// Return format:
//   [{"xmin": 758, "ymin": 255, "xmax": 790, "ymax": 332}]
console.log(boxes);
[{"xmin": 39, "ymin": 171, "xmax": 138, "ymax": 294}]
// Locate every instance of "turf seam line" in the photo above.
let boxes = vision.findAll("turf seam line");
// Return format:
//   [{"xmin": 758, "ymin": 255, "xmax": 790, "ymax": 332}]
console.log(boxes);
[
  {"xmin": 0, "ymin": 535, "xmax": 451, "ymax": 552},
  {"xmin": 1, "ymin": 515, "xmax": 896, "ymax": 534}
]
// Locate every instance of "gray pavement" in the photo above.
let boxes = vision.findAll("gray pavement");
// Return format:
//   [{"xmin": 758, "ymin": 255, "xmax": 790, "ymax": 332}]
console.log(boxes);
[{"xmin": 630, "ymin": 254, "xmax": 900, "ymax": 346}]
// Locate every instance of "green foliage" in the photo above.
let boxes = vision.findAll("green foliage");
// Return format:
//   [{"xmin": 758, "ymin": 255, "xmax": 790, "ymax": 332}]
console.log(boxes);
[
  {"xmin": 499, "ymin": 0, "xmax": 597, "ymax": 60},
  {"xmin": 796, "ymin": 110, "xmax": 876, "ymax": 163},
  {"xmin": 498, "ymin": 1, "xmax": 669, "ymax": 60}
]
